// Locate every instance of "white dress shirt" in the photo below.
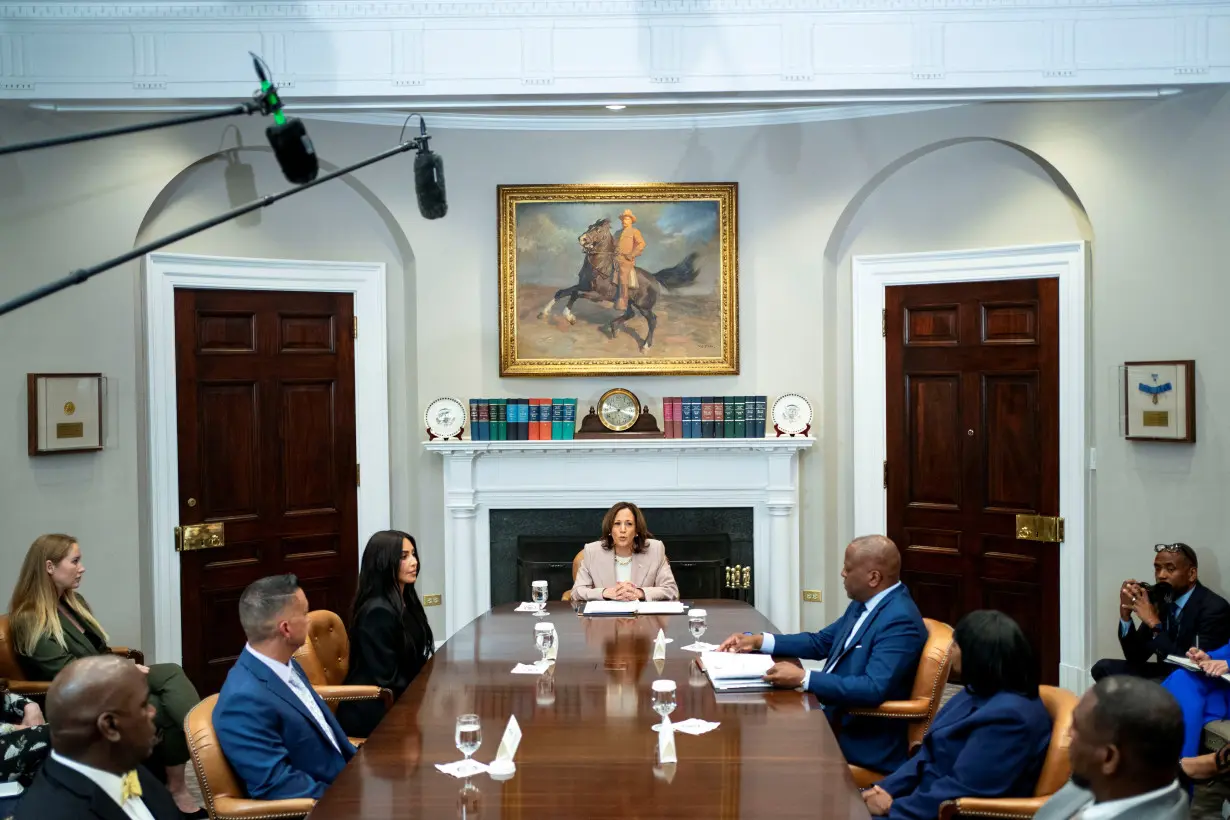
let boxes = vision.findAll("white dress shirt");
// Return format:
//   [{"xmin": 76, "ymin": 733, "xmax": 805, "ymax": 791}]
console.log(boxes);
[
  {"xmin": 614, "ymin": 557, "xmax": 634, "ymax": 584},
  {"xmin": 761, "ymin": 582, "xmax": 903, "ymax": 689},
  {"xmin": 244, "ymin": 645, "xmax": 341, "ymax": 753},
  {"xmin": 1120, "ymin": 586, "xmax": 1194, "ymax": 638},
  {"xmin": 50, "ymin": 751, "xmax": 156, "ymax": 820},
  {"xmin": 1078, "ymin": 781, "xmax": 1181, "ymax": 820}
]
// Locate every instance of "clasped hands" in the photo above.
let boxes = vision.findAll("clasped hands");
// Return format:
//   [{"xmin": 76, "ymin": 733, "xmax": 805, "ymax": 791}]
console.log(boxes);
[
  {"xmin": 716, "ymin": 632, "xmax": 806, "ymax": 689},
  {"xmin": 861, "ymin": 785, "xmax": 893, "ymax": 816},
  {"xmin": 1119, "ymin": 579, "xmax": 1161, "ymax": 627},
  {"xmin": 601, "ymin": 582, "xmax": 645, "ymax": 602},
  {"xmin": 1185, "ymin": 647, "xmax": 1229, "ymax": 678}
]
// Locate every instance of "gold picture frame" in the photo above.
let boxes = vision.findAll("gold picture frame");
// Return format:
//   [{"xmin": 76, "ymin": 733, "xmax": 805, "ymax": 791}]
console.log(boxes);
[{"xmin": 498, "ymin": 182, "xmax": 738, "ymax": 376}]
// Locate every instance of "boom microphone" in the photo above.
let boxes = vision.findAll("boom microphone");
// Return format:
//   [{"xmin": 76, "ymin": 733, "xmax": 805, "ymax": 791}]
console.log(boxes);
[
  {"xmin": 251, "ymin": 53, "xmax": 318, "ymax": 185},
  {"xmin": 414, "ymin": 145, "xmax": 447, "ymax": 220}
]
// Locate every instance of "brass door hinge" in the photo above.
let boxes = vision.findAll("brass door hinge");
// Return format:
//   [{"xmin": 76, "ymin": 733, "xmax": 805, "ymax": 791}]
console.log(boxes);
[
  {"xmin": 1015, "ymin": 514, "xmax": 1065, "ymax": 543},
  {"xmin": 175, "ymin": 522, "xmax": 226, "ymax": 552},
  {"xmin": 882, "ymin": 308, "xmax": 887, "ymax": 338},
  {"xmin": 353, "ymin": 317, "xmax": 358, "ymax": 340},
  {"xmin": 356, "ymin": 463, "xmax": 361, "ymax": 487},
  {"xmin": 883, "ymin": 460, "xmax": 888, "ymax": 489}
]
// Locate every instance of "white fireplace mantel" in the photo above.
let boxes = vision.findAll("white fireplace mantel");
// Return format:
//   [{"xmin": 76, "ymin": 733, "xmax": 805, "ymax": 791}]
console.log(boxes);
[{"xmin": 425, "ymin": 438, "xmax": 814, "ymax": 639}]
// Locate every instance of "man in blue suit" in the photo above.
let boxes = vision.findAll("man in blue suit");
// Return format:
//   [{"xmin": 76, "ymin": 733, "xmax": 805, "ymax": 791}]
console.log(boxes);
[
  {"xmin": 718, "ymin": 535, "xmax": 927, "ymax": 773},
  {"xmin": 214, "ymin": 574, "xmax": 356, "ymax": 800}
]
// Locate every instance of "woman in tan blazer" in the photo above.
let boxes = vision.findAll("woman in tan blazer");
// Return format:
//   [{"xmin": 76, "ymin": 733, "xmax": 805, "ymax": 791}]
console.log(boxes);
[{"xmin": 571, "ymin": 502, "xmax": 679, "ymax": 602}]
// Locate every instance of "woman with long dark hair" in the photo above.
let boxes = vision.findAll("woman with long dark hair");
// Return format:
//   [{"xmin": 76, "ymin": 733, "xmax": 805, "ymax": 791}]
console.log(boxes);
[
  {"xmin": 336, "ymin": 530, "xmax": 435, "ymax": 737},
  {"xmin": 861, "ymin": 610, "xmax": 1053, "ymax": 820},
  {"xmin": 570, "ymin": 501, "xmax": 678, "ymax": 602}
]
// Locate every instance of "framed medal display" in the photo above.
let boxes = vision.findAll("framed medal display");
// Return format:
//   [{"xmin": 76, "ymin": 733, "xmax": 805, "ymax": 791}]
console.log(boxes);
[{"xmin": 1121, "ymin": 360, "xmax": 1195, "ymax": 442}]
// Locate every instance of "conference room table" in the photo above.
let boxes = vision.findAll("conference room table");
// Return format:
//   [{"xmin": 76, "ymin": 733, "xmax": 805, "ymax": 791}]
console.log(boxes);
[{"xmin": 310, "ymin": 600, "xmax": 871, "ymax": 819}]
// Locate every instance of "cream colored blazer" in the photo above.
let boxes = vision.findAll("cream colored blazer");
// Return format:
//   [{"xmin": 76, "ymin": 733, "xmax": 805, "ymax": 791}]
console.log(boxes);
[{"xmin": 570, "ymin": 539, "xmax": 679, "ymax": 602}]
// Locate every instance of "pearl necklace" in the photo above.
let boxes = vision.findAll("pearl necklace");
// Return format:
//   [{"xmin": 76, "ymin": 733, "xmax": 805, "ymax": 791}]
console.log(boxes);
[{"xmin": 614, "ymin": 553, "xmax": 633, "ymax": 565}]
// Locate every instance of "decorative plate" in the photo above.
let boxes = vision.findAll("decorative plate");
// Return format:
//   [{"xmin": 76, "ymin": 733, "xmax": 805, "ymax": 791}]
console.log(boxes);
[
  {"xmin": 425, "ymin": 397, "xmax": 466, "ymax": 439},
  {"xmin": 771, "ymin": 394, "xmax": 812, "ymax": 435}
]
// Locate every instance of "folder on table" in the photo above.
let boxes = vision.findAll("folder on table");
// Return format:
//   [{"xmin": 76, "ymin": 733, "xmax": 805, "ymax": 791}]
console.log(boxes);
[{"xmin": 700, "ymin": 651, "xmax": 775, "ymax": 691}]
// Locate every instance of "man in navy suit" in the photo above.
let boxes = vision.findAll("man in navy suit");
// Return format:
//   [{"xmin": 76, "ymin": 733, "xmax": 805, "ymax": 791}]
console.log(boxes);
[
  {"xmin": 214, "ymin": 575, "xmax": 356, "ymax": 800},
  {"xmin": 719, "ymin": 535, "xmax": 927, "ymax": 773}
]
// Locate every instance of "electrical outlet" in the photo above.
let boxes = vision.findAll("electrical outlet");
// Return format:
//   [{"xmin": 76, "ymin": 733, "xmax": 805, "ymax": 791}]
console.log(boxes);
[
  {"xmin": 802, "ymin": 589, "xmax": 822, "ymax": 603},
  {"xmin": 423, "ymin": 594, "xmax": 442, "ymax": 607}
]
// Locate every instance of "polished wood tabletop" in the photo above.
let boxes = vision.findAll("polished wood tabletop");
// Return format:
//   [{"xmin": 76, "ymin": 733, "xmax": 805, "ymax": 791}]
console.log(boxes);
[{"xmin": 310, "ymin": 600, "xmax": 869, "ymax": 819}]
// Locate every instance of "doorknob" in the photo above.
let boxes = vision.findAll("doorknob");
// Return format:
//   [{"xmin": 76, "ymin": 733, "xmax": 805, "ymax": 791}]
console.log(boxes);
[{"xmin": 186, "ymin": 498, "xmax": 197, "ymax": 508}]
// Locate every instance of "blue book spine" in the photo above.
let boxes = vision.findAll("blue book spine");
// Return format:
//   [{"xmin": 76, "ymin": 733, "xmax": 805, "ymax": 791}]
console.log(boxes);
[
  {"xmin": 551, "ymin": 399, "xmax": 563, "ymax": 440},
  {"xmin": 689, "ymin": 397, "xmax": 702, "ymax": 438},
  {"xmin": 564, "ymin": 398, "xmax": 576, "ymax": 439},
  {"xmin": 680, "ymin": 396, "xmax": 691, "ymax": 439},
  {"xmin": 468, "ymin": 399, "xmax": 478, "ymax": 440}
]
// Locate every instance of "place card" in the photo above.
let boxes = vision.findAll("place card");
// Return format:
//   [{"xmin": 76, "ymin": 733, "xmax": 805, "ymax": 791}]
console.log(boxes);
[
  {"xmin": 657, "ymin": 717, "xmax": 677, "ymax": 763},
  {"xmin": 435, "ymin": 759, "xmax": 489, "ymax": 778},
  {"xmin": 652, "ymin": 629, "xmax": 667, "ymax": 661},
  {"xmin": 681, "ymin": 641, "xmax": 719, "ymax": 653},
  {"xmin": 511, "ymin": 661, "xmax": 552, "ymax": 674}
]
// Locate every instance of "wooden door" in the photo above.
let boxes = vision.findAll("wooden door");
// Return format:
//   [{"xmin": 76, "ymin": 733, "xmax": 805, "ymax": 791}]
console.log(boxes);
[
  {"xmin": 175, "ymin": 288, "xmax": 359, "ymax": 694},
  {"xmin": 885, "ymin": 278, "xmax": 1060, "ymax": 684}
]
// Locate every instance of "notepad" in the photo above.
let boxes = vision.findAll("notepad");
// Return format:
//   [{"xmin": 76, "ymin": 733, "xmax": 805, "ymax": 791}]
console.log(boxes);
[
  {"xmin": 700, "ymin": 651, "xmax": 774, "ymax": 690},
  {"xmin": 637, "ymin": 601, "xmax": 687, "ymax": 615},
  {"xmin": 1166, "ymin": 654, "xmax": 1230, "ymax": 682}
]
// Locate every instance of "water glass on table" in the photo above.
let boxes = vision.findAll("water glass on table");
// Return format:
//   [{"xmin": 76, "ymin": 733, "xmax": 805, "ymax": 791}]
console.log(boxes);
[
  {"xmin": 455, "ymin": 714, "xmax": 482, "ymax": 760},
  {"xmin": 652, "ymin": 679, "xmax": 677, "ymax": 725},
  {"xmin": 531, "ymin": 580, "xmax": 549, "ymax": 617},
  {"xmin": 688, "ymin": 609, "xmax": 707, "ymax": 641},
  {"xmin": 534, "ymin": 621, "xmax": 555, "ymax": 662}
]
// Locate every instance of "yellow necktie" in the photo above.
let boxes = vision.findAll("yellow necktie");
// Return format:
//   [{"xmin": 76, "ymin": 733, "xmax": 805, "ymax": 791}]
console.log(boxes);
[{"xmin": 120, "ymin": 771, "xmax": 142, "ymax": 804}]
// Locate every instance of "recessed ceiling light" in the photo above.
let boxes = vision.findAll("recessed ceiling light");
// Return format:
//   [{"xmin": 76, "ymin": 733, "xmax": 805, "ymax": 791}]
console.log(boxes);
[{"xmin": 605, "ymin": 104, "xmax": 627, "ymax": 111}]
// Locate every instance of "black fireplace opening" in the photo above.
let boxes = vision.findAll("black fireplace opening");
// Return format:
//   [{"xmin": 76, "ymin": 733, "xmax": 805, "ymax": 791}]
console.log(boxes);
[{"xmin": 489, "ymin": 507, "xmax": 754, "ymax": 606}]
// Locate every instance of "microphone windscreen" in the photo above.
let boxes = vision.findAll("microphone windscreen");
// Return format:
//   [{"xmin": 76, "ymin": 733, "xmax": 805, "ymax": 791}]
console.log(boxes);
[
  {"xmin": 414, "ymin": 149, "xmax": 448, "ymax": 220},
  {"xmin": 266, "ymin": 119, "xmax": 318, "ymax": 185}
]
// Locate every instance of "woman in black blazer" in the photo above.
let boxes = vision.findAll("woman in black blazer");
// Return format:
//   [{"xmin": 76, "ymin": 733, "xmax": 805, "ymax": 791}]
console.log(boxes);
[{"xmin": 337, "ymin": 530, "xmax": 435, "ymax": 738}]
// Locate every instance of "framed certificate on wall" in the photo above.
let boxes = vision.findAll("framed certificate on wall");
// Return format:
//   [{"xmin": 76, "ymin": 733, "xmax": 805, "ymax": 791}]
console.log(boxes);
[
  {"xmin": 27, "ymin": 373, "xmax": 104, "ymax": 455},
  {"xmin": 1122, "ymin": 360, "xmax": 1195, "ymax": 442}
]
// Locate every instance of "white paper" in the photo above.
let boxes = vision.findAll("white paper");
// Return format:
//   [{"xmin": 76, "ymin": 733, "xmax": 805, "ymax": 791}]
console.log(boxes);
[
  {"xmin": 657, "ymin": 719, "xmax": 677, "ymax": 763},
  {"xmin": 494, "ymin": 715, "xmax": 521, "ymax": 762},
  {"xmin": 652, "ymin": 718, "xmax": 720, "ymax": 735},
  {"xmin": 511, "ymin": 661, "xmax": 552, "ymax": 674},
  {"xmin": 583, "ymin": 601, "xmax": 639, "ymax": 616},
  {"xmin": 1166, "ymin": 655, "xmax": 1202, "ymax": 672},
  {"xmin": 436, "ymin": 759, "xmax": 490, "ymax": 778},
  {"xmin": 700, "ymin": 651, "xmax": 775, "ymax": 681},
  {"xmin": 652, "ymin": 629, "xmax": 667, "ymax": 660},
  {"xmin": 682, "ymin": 641, "xmax": 719, "ymax": 653},
  {"xmin": 637, "ymin": 602, "xmax": 686, "ymax": 615},
  {"xmin": 546, "ymin": 626, "xmax": 558, "ymax": 660},
  {"xmin": 515, "ymin": 602, "xmax": 545, "ymax": 612}
]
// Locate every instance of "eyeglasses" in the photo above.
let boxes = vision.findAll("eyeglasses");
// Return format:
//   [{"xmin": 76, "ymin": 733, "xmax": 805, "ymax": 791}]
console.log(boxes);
[{"xmin": 1154, "ymin": 543, "xmax": 1197, "ymax": 564}]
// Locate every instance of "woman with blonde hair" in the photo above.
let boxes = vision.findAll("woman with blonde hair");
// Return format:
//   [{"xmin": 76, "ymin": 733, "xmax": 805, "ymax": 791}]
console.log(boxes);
[
  {"xmin": 570, "ymin": 502, "xmax": 678, "ymax": 602},
  {"xmin": 9, "ymin": 534, "xmax": 205, "ymax": 817}
]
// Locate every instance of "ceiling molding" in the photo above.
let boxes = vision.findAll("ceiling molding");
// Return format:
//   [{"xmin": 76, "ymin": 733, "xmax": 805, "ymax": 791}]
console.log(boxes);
[{"xmin": 1, "ymin": 0, "xmax": 1226, "ymax": 105}]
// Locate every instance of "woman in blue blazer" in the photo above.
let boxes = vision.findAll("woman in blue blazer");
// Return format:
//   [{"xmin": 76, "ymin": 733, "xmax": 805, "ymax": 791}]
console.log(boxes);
[
  {"xmin": 1160, "ymin": 643, "xmax": 1230, "ymax": 780},
  {"xmin": 862, "ymin": 610, "xmax": 1054, "ymax": 820}
]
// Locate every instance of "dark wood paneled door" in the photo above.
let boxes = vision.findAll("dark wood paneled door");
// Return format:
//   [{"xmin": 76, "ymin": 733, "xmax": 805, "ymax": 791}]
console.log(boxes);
[
  {"xmin": 175, "ymin": 288, "xmax": 359, "ymax": 694},
  {"xmin": 885, "ymin": 278, "xmax": 1060, "ymax": 684}
]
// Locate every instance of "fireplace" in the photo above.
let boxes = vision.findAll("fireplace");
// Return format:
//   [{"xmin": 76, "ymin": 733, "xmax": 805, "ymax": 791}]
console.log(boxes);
[
  {"xmin": 490, "ymin": 507, "xmax": 754, "ymax": 605},
  {"xmin": 425, "ymin": 437, "xmax": 812, "ymax": 638}
]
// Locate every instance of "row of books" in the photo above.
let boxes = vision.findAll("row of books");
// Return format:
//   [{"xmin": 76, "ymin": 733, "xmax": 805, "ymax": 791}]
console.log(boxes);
[
  {"xmin": 662, "ymin": 396, "xmax": 768, "ymax": 439},
  {"xmin": 469, "ymin": 398, "xmax": 578, "ymax": 441}
]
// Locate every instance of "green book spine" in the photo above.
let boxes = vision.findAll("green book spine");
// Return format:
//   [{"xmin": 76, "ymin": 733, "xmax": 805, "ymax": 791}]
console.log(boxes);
[
  {"xmin": 724, "ymin": 396, "xmax": 735, "ymax": 438},
  {"xmin": 493, "ymin": 399, "xmax": 507, "ymax": 440},
  {"xmin": 551, "ymin": 399, "xmax": 563, "ymax": 440},
  {"xmin": 734, "ymin": 396, "xmax": 747, "ymax": 437}
]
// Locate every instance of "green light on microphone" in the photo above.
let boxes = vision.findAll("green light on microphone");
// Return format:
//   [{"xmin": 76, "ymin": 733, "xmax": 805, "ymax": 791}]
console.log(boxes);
[{"xmin": 261, "ymin": 81, "xmax": 287, "ymax": 125}]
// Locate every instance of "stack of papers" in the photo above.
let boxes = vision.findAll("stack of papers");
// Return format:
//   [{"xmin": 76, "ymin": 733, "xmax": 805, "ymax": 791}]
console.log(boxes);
[
  {"xmin": 582, "ymin": 600, "xmax": 687, "ymax": 616},
  {"xmin": 700, "ymin": 651, "xmax": 774, "ymax": 691}
]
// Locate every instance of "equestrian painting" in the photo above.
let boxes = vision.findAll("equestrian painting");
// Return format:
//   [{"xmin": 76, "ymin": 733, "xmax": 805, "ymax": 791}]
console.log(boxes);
[{"xmin": 498, "ymin": 183, "xmax": 739, "ymax": 377}]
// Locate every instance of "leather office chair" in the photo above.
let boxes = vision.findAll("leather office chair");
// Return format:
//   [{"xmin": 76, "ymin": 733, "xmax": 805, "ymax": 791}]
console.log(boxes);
[
  {"xmin": 186, "ymin": 694, "xmax": 315, "ymax": 820},
  {"xmin": 936, "ymin": 685, "xmax": 1079, "ymax": 820},
  {"xmin": 848, "ymin": 618, "xmax": 955, "ymax": 788},
  {"xmin": 291, "ymin": 610, "xmax": 393, "ymax": 718},
  {"xmin": 0, "ymin": 613, "xmax": 144, "ymax": 699},
  {"xmin": 561, "ymin": 550, "xmax": 585, "ymax": 602}
]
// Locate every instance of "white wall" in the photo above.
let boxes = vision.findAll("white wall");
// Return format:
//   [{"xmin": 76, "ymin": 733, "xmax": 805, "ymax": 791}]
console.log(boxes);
[{"xmin": 2, "ymin": 90, "xmax": 1229, "ymax": 667}]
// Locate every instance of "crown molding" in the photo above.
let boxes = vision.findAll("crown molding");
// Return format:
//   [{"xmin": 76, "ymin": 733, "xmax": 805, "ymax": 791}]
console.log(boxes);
[{"xmin": 2, "ymin": 1, "xmax": 1227, "ymax": 105}]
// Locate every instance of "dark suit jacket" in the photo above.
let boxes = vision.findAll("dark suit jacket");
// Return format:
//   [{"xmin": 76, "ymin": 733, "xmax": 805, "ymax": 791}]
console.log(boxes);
[
  {"xmin": 336, "ymin": 596, "xmax": 431, "ymax": 737},
  {"xmin": 771, "ymin": 584, "xmax": 927, "ymax": 773},
  {"xmin": 1121, "ymin": 582, "xmax": 1230, "ymax": 665},
  {"xmin": 14, "ymin": 758, "xmax": 180, "ymax": 820},
  {"xmin": 214, "ymin": 649, "xmax": 356, "ymax": 800},
  {"xmin": 876, "ymin": 688, "xmax": 1053, "ymax": 820}
]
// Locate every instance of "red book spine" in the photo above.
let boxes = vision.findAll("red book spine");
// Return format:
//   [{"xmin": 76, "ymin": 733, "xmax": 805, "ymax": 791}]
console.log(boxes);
[
  {"xmin": 664, "ymin": 397, "xmax": 676, "ymax": 438},
  {"xmin": 672, "ymin": 398, "xmax": 683, "ymax": 438},
  {"xmin": 536, "ymin": 398, "xmax": 551, "ymax": 440}
]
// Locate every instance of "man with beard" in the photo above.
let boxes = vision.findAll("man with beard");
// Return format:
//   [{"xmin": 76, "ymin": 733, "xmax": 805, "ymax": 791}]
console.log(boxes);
[
  {"xmin": 1092, "ymin": 543, "xmax": 1230, "ymax": 682},
  {"xmin": 1034, "ymin": 676, "xmax": 1187, "ymax": 820}
]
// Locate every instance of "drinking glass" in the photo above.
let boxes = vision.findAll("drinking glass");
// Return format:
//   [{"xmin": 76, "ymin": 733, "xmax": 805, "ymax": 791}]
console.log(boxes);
[
  {"xmin": 651, "ymin": 679, "xmax": 677, "ymax": 722},
  {"xmin": 572, "ymin": 594, "xmax": 585, "ymax": 616},
  {"xmin": 534, "ymin": 622, "xmax": 555, "ymax": 663},
  {"xmin": 688, "ymin": 608, "xmax": 708, "ymax": 642},
  {"xmin": 457, "ymin": 781, "xmax": 481, "ymax": 819},
  {"xmin": 531, "ymin": 581, "xmax": 549, "ymax": 617},
  {"xmin": 455, "ymin": 714, "xmax": 482, "ymax": 760},
  {"xmin": 536, "ymin": 669, "xmax": 556, "ymax": 706}
]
